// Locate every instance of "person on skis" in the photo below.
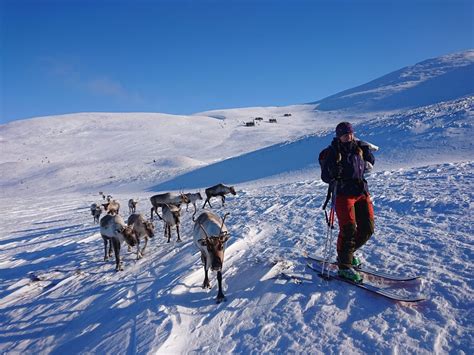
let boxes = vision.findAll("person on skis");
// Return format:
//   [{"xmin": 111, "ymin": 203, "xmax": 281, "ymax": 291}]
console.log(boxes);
[{"xmin": 320, "ymin": 122, "xmax": 375, "ymax": 282}]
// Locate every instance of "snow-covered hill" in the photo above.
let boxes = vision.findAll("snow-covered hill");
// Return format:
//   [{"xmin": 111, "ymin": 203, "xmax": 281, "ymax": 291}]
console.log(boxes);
[
  {"xmin": 314, "ymin": 50, "xmax": 474, "ymax": 112},
  {"xmin": 0, "ymin": 50, "xmax": 473, "ymax": 354}
]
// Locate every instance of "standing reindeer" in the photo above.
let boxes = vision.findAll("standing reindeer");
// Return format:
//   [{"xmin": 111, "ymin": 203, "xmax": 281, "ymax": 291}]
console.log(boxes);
[
  {"xmin": 102, "ymin": 200, "xmax": 120, "ymax": 215},
  {"xmin": 150, "ymin": 192, "xmax": 189, "ymax": 220},
  {"xmin": 161, "ymin": 204, "xmax": 182, "ymax": 243},
  {"xmin": 127, "ymin": 213, "xmax": 155, "ymax": 259},
  {"xmin": 202, "ymin": 184, "xmax": 236, "ymax": 209},
  {"xmin": 100, "ymin": 215, "xmax": 137, "ymax": 271},
  {"xmin": 193, "ymin": 211, "xmax": 230, "ymax": 303},
  {"xmin": 128, "ymin": 198, "xmax": 138, "ymax": 214},
  {"xmin": 90, "ymin": 203, "xmax": 102, "ymax": 223}
]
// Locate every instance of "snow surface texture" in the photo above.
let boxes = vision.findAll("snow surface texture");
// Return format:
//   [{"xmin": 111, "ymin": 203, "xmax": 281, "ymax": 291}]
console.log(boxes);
[{"xmin": 0, "ymin": 51, "xmax": 473, "ymax": 353}]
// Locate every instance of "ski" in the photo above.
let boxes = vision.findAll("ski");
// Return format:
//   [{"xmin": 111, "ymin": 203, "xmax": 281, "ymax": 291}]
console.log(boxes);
[
  {"xmin": 306, "ymin": 262, "xmax": 426, "ymax": 303},
  {"xmin": 306, "ymin": 255, "xmax": 421, "ymax": 282}
]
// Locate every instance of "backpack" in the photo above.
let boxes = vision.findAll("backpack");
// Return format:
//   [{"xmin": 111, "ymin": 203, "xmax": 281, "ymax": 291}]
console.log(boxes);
[
  {"xmin": 318, "ymin": 144, "xmax": 341, "ymax": 184},
  {"xmin": 318, "ymin": 146, "xmax": 333, "ymax": 172}
]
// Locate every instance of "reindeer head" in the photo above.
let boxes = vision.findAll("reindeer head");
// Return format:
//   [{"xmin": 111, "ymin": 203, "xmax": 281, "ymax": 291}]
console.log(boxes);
[
  {"xmin": 229, "ymin": 186, "xmax": 236, "ymax": 195},
  {"xmin": 167, "ymin": 204, "xmax": 181, "ymax": 223},
  {"xmin": 180, "ymin": 192, "xmax": 190, "ymax": 204},
  {"xmin": 200, "ymin": 232, "xmax": 230, "ymax": 271},
  {"xmin": 120, "ymin": 226, "xmax": 138, "ymax": 247},
  {"xmin": 144, "ymin": 220, "xmax": 155, "ymax": 238}
]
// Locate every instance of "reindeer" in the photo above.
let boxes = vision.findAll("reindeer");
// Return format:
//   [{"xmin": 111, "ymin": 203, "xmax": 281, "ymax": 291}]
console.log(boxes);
[
  {"xmin": 161, "ymin": 204, "xmax": 182, "ymax": 243},
  {"xmin": 100, "ymin": 214, "xmax": 137, "ymax": 271},
  {"xmin": 90, "ymin": 203, "xmax": 102, "ymax": 223},
  {"xmin": 184, "ymin": 192, "xmax": 203, "ymax": 218},
  {"xmin": 127, "ymin": 213, "xmax": 155, "ymax": 259},
  {"xmin": 102, "ymin": 200, "xmax": 120, "ymax": 215},
  {"xmin": 150, "ymin": 192, "xmax": 189, "ymax": 220},
  {"xmin": 202, "ymin": 184, "xmax": 236, "ymax": 209},
  {"xmin": 128, "ymin": 198, "xmax": 138, "ymax": 214},
  {"xmin": 193, "ymin": 211, "xmax": 230, "ymax": 303}
]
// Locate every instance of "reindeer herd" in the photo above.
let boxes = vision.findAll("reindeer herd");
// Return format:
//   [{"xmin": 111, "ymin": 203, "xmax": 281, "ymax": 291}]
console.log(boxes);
[{"xmin": 90, "ymin": 183, "xmax": 237, "ymax": 303}]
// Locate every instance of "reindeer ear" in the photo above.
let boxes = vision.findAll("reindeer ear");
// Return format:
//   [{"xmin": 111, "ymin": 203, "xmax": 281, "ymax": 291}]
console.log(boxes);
[{"xmin": 199, "ymin": 239, "xmax": 208, "ymax": 247}]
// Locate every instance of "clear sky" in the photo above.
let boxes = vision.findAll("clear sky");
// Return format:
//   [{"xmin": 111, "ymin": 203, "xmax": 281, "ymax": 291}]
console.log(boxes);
[{"xmin": 1, "ymin": 0, "xmax": 473, "ymax": 124}]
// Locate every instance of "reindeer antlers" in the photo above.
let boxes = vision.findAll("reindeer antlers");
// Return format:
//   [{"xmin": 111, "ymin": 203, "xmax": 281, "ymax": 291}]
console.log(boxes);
[
  {"xmin": 219, "ymin": 213, "xmax": 230, "ymax": 236},
  {"xmin": 198, "ymin": 223, "xmax": 211, "ymax": 239},
  {"xmin": 199, "ymin": 212, "xmax": 229, "ymax": 239}
]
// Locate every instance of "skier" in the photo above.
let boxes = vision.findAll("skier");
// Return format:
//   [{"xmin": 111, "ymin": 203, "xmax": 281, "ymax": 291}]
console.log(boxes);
[{"xmin": 320, "ymin": 122, "xmax": 375, "ymax": 282}]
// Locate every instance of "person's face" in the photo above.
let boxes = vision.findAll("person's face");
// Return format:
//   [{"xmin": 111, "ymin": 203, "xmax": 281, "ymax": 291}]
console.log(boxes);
[{"xmin": 339, "ymin": 133, "xmax": 354, "ymax": 143}]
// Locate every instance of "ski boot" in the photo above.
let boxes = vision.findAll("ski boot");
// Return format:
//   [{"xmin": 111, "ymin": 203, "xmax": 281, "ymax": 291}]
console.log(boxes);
[
  {"xmin": 338, "ymin": 267, "xmax": 363, "ymax": 283},
  {"xmin": 352, "ymin": 255, "xmax": 362, "ymax": 269}
]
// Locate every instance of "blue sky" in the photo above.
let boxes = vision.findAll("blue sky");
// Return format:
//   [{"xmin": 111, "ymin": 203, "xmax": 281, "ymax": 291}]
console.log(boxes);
[{"xmin": 1, "ymin": 0, "xmax": 473, "ymax": 124}]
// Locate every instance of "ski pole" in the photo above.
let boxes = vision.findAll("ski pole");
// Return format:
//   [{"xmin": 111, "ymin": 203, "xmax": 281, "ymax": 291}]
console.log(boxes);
[{"xmin": 320, "ymin": 181, "xmax": 337, "ymax": 278}]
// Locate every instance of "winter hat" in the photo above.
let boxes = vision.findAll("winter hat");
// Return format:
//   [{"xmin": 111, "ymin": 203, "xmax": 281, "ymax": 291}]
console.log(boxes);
[{"xmin": 335, "ymin": 122, "xmax": 354, "ymax": 138}]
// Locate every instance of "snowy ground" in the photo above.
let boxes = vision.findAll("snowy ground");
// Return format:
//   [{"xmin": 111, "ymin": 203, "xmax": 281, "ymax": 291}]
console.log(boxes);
[{"xmin": 0, "ymin": 161, "xmax": 472, "ymax": 353}]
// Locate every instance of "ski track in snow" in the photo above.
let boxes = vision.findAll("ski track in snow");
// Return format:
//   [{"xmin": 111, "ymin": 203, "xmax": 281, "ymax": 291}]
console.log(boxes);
[{"xmin": 0, "ymin": 161, "xmax": 472, "ymax": 354}]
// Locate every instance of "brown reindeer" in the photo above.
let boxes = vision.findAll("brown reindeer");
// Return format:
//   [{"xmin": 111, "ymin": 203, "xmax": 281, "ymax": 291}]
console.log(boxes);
[
  {"xmin": 150, "ymin": 192, "xmax": 189, "ymax": 220},
  {"xmin": 202, "ymin": 184, "xmax": 236, "ymax": 209}
]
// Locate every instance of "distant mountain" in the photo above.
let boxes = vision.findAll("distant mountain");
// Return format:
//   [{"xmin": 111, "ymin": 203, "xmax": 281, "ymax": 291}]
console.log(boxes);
[{"xmin": 314, "ymin": 50, "xmax": 474, "ymax": 112}]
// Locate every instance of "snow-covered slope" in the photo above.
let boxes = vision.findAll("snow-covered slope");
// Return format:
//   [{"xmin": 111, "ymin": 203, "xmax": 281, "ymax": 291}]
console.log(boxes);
[
  {"xmin": 0, "ymin": 162, "xmax": 472, "ymax": 353},
  {"xmin": 314, "ymin": 50, "xmax": 474, "ymax": 112},
  {"xmin": 0, "ymin": 51, "xmax": 473, "ymax": 354},
  {"xmin": 0, "ymin": 106, "xmax": 339, "ymax": 197}
]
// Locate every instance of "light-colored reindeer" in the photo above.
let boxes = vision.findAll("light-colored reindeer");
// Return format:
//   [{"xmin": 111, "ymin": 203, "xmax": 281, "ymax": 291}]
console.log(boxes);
[
  {"xmin": 127, "ymin": 213, "xmax": 155, "ymax": 259},
  {"xmin": 193, "ymin": 211, "xmax": 230, "ymax": 303},
  {"xmin": 100, "ymin": 215, "xmax": 137, "ymax": 271}
]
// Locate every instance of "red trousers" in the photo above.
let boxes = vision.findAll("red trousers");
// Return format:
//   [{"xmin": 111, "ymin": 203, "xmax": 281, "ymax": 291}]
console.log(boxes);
[{"xmin": 335, "ymin": 194, "xmax": 374, "ymax": 269}]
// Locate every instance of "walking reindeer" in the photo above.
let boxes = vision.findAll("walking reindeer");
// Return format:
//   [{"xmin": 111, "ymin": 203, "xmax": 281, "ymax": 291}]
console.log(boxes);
[
  {"xmin": 202, "ymin": 184, "xmax": 236, "ymax": 209},
  {"xmin": 193, "ymin": 211, "xmax": 230, "ymax": 303}
]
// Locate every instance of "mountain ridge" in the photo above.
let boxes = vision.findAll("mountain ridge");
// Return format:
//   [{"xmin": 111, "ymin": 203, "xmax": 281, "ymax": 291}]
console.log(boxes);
[{"xmin": 312, "ymin": 49, "xmax": 474, "ymax": 112}]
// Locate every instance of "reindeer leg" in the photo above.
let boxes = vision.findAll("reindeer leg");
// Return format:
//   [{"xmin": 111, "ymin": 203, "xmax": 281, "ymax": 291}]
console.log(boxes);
[
  {"xmin": 216, "ymin": 270, "xmax": 226, "ymax": 303},
  {"xmin": 108, "ymin": 240, "xmax": 113, "ymax": 258},
  {"xmin": 102, "ymin": 236, "xmax": 109, "ymax": 261},
  {"xmin": 112, "ymin": 239, "xmax": 122, "ymax": 271},
  {"xmin": 141, "ymin": 237, "xmax": 148, "ymax": 256},
  {"xmin": 202, "ymin": 256, "xmax": 211, "ymax": 289},
  {"xmin": 136, "ymin": 239, "xmax": 142, "ymax": 260},
  {"xmin": 176, "ymin": 225, "xmax": 181, "ymax": 242},
  {"xmin": 150, "ymin": 207, "xmax": 154, "ymax": 221},
  {"xmin": 221, "ymin": 195, "xmax": 225, "ymax": 207},
  {"xmin": 167, "ymin": 225, "xmax": 171, "ymax": 243}
]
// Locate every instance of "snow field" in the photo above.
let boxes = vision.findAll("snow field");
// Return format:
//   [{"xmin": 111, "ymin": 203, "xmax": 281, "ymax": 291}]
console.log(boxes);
[{"xmin": 0, "ymin": 161, "xmax": 472, "ymax": 353}]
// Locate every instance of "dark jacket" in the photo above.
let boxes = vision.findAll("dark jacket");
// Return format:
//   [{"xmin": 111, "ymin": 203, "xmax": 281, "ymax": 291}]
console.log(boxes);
[{"xmin": 321, "ymin": 138, "xmax": 375, "ymax": 196}]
